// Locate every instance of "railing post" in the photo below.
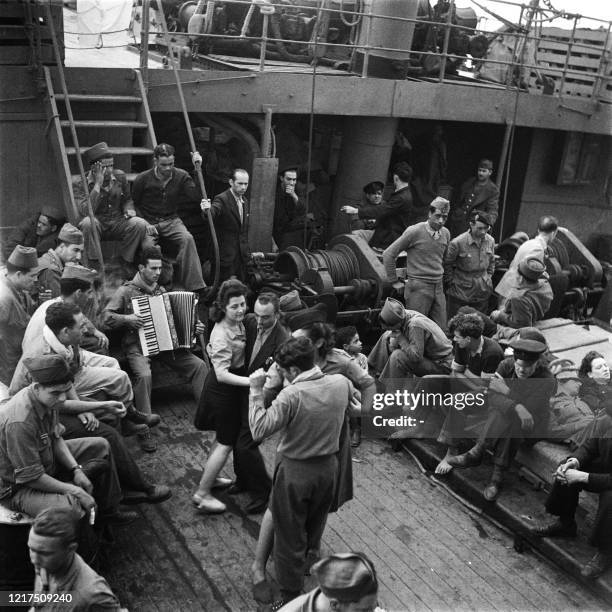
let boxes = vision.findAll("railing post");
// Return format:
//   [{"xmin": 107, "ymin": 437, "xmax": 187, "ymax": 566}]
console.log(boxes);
[
  {"xmin": 438, "ymin": 0, "xmax": 454, "ymax": 82},
  {"xmin": 259, "ymin": 13, "xmax": 269, "ymax": 72},
  {"xmin": 140, "ymin": 0, "xmax": 150, "ymax": 87},
  {"xmin": 361, "ymin": 0, "xmax": 373, "ymax": 78},
  {"xmin": 558, "ymin": 15, "xmax": 578, "ymax": 98}
]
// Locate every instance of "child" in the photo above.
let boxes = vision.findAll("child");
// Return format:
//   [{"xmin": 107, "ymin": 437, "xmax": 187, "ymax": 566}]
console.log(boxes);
[{"xmin": 335, "ymin": 326, "xmax": 369, "ymax": 372}]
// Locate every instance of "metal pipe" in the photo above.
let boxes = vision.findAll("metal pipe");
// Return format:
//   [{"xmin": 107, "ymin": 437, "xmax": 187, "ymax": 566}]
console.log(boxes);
[
  {"xmin": 496, "ymin": 121, "xmax": 512, "ymax": 189},
  {"xmin": 140, "ymin": 0, "xmax": 150, "ymax": 86}
]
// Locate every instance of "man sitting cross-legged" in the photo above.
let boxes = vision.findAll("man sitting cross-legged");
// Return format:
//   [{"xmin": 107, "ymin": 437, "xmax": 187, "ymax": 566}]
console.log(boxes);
[
  {"xmin": 102, "ymin": 245, "xmax": 207, "ymax": 451},
  {"xmin": 435, "ymin": 313, "xmax": 505, "ymax": 475},
  {"xmin": 0, "ymin": 354, "xmax": 137, "ymax": 525}
]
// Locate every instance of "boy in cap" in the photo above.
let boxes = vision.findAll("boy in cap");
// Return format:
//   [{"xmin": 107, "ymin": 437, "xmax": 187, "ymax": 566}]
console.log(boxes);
[
  {"xmin": 547, "ymin": 358, "xmax": 595, "ymax": 447},
  {"xmin": 449, "ymin": 158, "xmax": 499, "ymax": 237},
  {"xmin": 279, "ymin": 552, "xmax": 380, "ymax": 611},
  {"xmin": 0, "ymin": 245, "xmax": 40, "ymax": 385},
  {"xmin": 382, "ymin": 197, "xmax": 451, "ymax": 329},
  {"xmin": 37, "ymin": 223, "xmax": 85, "ymax": 299},
  {"xmin": 447, "ymin": 332, "xmax": 555, "ymax": 501},
  {"xmin": 0, "ymin": 354, "xmax": 137, "ymax": 525},
  {"xmin": 3, "ymin": 205, "xmax": 66, "ymax": 260},
  {"xmin": 73, "ymin": 141, "xmax": 154, "ymax": 273},
  {"xmin": 490, "ymin": 256, "xmax": 553, "ymax": 329}
]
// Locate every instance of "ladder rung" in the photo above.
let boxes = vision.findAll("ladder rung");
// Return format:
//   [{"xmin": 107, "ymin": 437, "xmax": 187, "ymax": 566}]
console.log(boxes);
[
  {"xmin": 65, "ymin": 146, "xmax": 154, "ymax": 156},
  {"xmin": 60, "ymin": 120, "xmax": 148, "ymax": 129},
  {"xmin": 54, "ymin": 94, "xmax": 142, "ymax": 103}
]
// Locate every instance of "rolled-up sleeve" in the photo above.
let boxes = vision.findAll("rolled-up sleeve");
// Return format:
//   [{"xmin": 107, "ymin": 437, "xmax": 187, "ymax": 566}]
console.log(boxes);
[
  {"xmin": 208, "ymin": 334, "xmax": 233, "ymax": 374},
  {"xmin": 5, "ymin": 421, "xmax": 46, "ymax": 484}
]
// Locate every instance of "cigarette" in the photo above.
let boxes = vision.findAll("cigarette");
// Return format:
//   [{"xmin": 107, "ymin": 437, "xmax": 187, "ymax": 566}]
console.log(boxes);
[{"xmin": 89, "ymin": 507, "xmax": 96, "ymax": 525}]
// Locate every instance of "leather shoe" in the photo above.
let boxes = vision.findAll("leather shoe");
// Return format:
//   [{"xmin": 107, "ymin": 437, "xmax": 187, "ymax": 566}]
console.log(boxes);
[
  {"xmin": 137, "ymin": 429, "xmax": 157, "ymax": 453},
  {"xmin": 102, "ymin": 509, "xmax": 139, "ymax": 526},
  {"xmin": 121, "ymin": 420, "xmax": 149, "ymax": 437},
  {"xmin": 532, "ymin": 518, "xmax": 577, "ymax": 538},
  {"xmin": 245, "ymin": 497, "xmax": 268, "ymax": 514},
  {"xmin": 122, "ymin": 485, "xmax": 171, "ymax": 505},
  {"xmin": 581, "ymin": 552, "xmax": 612, "ymax": 579},
  {"xmin": 350, "ymin": 427, "xmax": 362, "ymax": 448},
  {"xmin": 227, "ymin": 483, "xmax": 246, "ymax": 495},
  {"xmin": 483, "ymin": 481, "xmax": 500, "ymax": 502},
  {"xmin": 126, "ymin": 408, "xmax": 161, "ymax": 428}
]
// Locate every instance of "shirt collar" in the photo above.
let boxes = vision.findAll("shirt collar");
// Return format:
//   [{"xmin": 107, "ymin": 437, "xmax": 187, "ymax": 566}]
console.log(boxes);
[
  {"xmin": 291, "ymin": 365, "xmax": 324, "ymax": 385},
  {"xmin": 471, "ymin": 336, "xmax": 484, "ymax": 356},
  {"xmin": 42, "ymin": 325, "xmax": 73, "ymax": 361},
  {"xmin": 231, "ymin": 190, "xmax": 244, "ymax": 204},
  {"xmin": 425, "ymin": 224, "xmax": 440, "ymax": 237}
]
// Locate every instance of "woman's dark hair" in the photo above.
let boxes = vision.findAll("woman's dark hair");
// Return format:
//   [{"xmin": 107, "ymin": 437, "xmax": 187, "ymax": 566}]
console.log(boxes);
[
  {"xmin": 301, "ymin": 322, "xmax": 335, "ymax": 358},
  {"xmin": 579, "ymin": 351, "xmax": 605, "ymax": 378},
  {"xmin": 211, "ymin": 279, "xmax": 248, "ymax": 322},
  {"xmin": 275, "ymin": 336, "xmax": 315, "ymax": 372}
]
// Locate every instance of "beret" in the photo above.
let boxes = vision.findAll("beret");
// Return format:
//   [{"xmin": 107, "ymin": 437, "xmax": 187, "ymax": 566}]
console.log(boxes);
[
  {"xmin": 518, "ymin": 257, "xmax": 546, "ymax": 281},
  {"xmin": 84, "ymin": 142, "xmax": 112, "ymax": 165},
  {"xmin": 312, "ymin": 553, "xmax": 377, "ymax": 601},
  {"xmin": 58, "ymin": 223, "xmax": 84, "ymax": 245},
  {"xmin": 284, "ymin": 302, "xmax": 327, "ymax": 332},
  {"xmin": 8, "ymin": 245, "xmax": 40, "ymax": 271},
  {"xmin": 379, "ymin": 297, "xmax": 405, "ymax": 328},
  {"xmin": 23, "ymin": 354, "xmax": 73, "ymax": 386},
  {"xmin": 61, "ymin": 263, "xmax": 98, "ymax": 282}
]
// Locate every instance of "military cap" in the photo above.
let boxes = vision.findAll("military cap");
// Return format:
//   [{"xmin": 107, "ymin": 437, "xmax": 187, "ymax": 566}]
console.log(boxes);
[
  {"xmin": 40, "ymin": 205, "xmax": 66, "ymax": 222},
  {"xmin": 23, "ymin": 354, "xmax": 73, "ymax": 387},
  {"xmin": 470, "ymin": 211, "xmax": 492, "ymax": 227},
  {"xmin": 379, "ymin": 297, "xmax": 405, "ymax": 328},
  {"xmin": 549, "ymin": 358, "xmax": 580, "ymax": 381},
  {"xmin": 279, "ymin": 289, "xmax": 306, "ymax": 313},
  {"xmin": 509, "ymin": 336, "xmax": 547, "ymax": 362},
  {"xmin": 8, "ymin": 245, "xmax": 40, "ymax": 271},
  {"xmin": 478, "ymin": 159, "xmax": 494, "ymax": 170},
  {"xmin": 430, "ymin": 196, "xmax": 450, "ymax": 212},
  {"xmin": 312, "ymin": 552, "xmax": 377, "ymax": 601},
  {"xmin": 279, "ymin": 163, "xmax": 300, "ymax": 176},
  {"xmin": 84, "ymin": 142, "xmax": 112, "ymax": 165},
  {"xmin": 284, "ymin": 302, "xmax": 328, "ymax": 332},
  {"xmin": 518, "ymin": 257, "xmax": 546, "ymax": 281},
  {"xmin": 61, "ymin": 263, "xmax": 98, "ymax": 282},
  {"xmin": 58, "ymin": 223, "xmax": 84, "ymax": 245}
]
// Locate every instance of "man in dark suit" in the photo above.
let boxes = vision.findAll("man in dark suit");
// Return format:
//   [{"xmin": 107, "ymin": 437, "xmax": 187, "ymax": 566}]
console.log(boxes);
[
  {"xmin": 449, "ymin": 158, "xmax": 499, "ymax": 237},
  {"xmin": 201, "ymin": 169, "xmax": 252, "ymax": 282},
  {"xmin": 232, "ymin": 292, "xmax": 291, "ymax": 514}
]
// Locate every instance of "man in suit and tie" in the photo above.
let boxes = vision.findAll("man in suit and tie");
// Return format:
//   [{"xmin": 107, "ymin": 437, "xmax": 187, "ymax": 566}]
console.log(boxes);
[
  {"xmin": 201, "ymin": 169, "xmax": 252, "ymax": 282},
  {"xmin": 232, "ymin": 292, "xmax": 291, "ymax": 514}
]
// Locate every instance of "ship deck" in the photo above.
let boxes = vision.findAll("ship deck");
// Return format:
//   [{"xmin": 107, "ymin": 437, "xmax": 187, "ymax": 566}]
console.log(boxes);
[{"xmin": 100, "ymin": 384, "xmax": 608, "ymax": 612}]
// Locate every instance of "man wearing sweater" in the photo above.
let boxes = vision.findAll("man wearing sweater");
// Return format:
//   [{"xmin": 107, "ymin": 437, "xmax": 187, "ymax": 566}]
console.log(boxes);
[
  {"xmin": 383, "ymin": 197, "xmax": 451, "ymax": 330},
  {"xmin": 249, "ymin": 336, "xmax": 354, "ymax": 607}
]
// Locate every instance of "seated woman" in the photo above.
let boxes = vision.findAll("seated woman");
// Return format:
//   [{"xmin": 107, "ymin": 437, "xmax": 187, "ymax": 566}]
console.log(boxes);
[
  {"xmin": 578, "ymin": 351, "xmax": 612, "ymax": 416},
  {"xmin": 547, "ymin": 358, "xmax": 595, "ymax": 449},
  {"xmin": 193, "ymin": 279, "xmax": 250, "ymax": 514}
]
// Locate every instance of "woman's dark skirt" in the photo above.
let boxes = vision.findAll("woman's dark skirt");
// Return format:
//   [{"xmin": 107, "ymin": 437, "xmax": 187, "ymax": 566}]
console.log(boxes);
[{"xmin": 194, "ymin": 366, "xmax": 247, "ymax": 446}]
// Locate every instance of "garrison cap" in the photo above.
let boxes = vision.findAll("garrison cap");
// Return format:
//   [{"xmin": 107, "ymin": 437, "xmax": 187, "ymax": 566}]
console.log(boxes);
[
  {"xmin": 518, "ymin": 257, "xmax": 546, "ymax": 281},
  {"xmin": 312, "ymin": 552, "xmax": 378, "ymax": 601},
  {"xmin": 284, "ymin": 302, "xmax": 328, "ymax": 332},
  {"xmin": 430, "ymin": 196, "xmax": 450, "ymax": 213},
  {"xmin": 8, "ymin": 245, "xmax": 40, "ymax": 271},
  {"xmin": 379, "ymin": 297, "xmax": 405, "ymax": 329},
  {"xmin": 23, "ymin": 354, "xmax": 73, "ymax": 387},
  {"xmin": 84, "ymin": 142, "xmax": 112, "ymax": 164},
  {"xmin": 279, "ymin": 289, "xmax": 305, "ymax": 313},
  {"xmin": 58, "ymin": 224, "xmax": 84, "ymax": 246},
  {"xmin": 61, "ymin": 263, "xmax": 98, "ymax": 282}
]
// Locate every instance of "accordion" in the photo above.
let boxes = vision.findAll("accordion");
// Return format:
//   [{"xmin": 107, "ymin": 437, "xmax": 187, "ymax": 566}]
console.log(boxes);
[{"xmin": 131, "ymin": 291, "xmax": 198, "ymax": 357}]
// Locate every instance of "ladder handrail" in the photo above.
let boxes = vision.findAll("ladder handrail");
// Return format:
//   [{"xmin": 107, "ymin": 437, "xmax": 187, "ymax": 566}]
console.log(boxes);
[
  {"xmin": 157, "ymin": 8, "xmax": 221, "ymax": 294},
  {"xmin": 134, "ymin": 69, "xmax": 158, "ymax": 150},
  {"xmin": 44, "ymin": 2, "xmax": 105, "ymax": 268}
]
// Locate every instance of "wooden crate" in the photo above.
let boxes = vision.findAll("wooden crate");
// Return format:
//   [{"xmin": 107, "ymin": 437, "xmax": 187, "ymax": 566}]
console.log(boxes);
[{"xmin": 528, "ymin": 26, "xmax": 611, "ymax": 102}]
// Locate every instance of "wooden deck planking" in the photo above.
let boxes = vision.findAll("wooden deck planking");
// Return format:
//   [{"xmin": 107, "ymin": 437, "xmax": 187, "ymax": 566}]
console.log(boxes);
[{"xmin": 99, "ymin": 387, "xmax": 610, "ymax": 611}]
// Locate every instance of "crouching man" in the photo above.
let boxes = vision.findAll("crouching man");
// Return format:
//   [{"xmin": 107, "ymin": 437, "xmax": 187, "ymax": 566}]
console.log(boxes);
[
  {"xmin": 249, "ymin": 337, "xmax": 354, "ymax": 608},
  {"xmin": 0, "ymin": 354, "xmax": 137, "ymax": 525}
]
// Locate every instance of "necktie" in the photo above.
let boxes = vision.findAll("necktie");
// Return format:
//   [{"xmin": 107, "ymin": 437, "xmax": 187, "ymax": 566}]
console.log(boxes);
[
  {"xmin": 250, "ymin": 329, "xmax": 264, "ymax": 366},
  {"xmin": 236, "ymin": 198, "xmax": 243, "ymax": 224}
]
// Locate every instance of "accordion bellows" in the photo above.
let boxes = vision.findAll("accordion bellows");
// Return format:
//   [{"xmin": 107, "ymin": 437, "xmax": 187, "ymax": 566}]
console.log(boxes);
[{"xmin": 132, "ymin": 291, "xmax": 197, "ymax": 356}]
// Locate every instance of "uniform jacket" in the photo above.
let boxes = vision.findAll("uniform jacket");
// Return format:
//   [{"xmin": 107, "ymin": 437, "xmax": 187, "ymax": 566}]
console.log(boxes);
[
  {"xmin": 73, "ymin": 169, "xmax": 133, "ymax": 220},
  {"xmin": 495, "ymin": 278, "xmax": 553, "ymax": 328},
  {"xmin": 454, "ymin": 176, "xmax": 499, "ymax": 225},
  {"xmin": 207, "ymin": 188, "xmax": 251, "ymax": 279},
  {"xmin": 3, "ymin": 213, "xmax": 60, "ymax": 260},
  {"xmin": 37, "ymin": 249, "xmax": 64, "ymax": 298}
]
